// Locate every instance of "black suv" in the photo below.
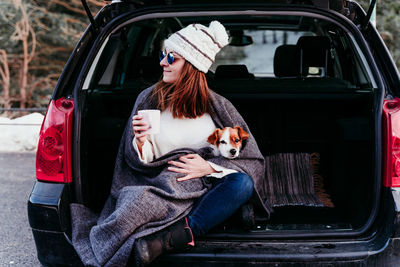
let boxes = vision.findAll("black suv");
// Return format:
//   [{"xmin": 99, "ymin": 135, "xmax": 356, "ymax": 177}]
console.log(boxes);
[{"xmin": 28, "ymin": 0, "xmax": 400, "ymax": 266}]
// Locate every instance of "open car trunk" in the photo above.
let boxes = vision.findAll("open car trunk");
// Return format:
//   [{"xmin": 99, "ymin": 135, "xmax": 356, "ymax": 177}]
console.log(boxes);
[
  {"xmin": 79, "ymin": 82, "xmax": 375, "ymax": 235},
  {"xmin": 75, "ymin": 11, "xmax": 379, "ymax": 239}
]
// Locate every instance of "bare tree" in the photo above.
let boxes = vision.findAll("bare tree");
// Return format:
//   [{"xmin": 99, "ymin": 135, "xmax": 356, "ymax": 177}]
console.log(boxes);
[
  {"xmin": 0, "ymin": 0, "xmax": 107, "ymax": 112},
  {"xmin": 10, "ymin": 0, "xmax": 36, "ymax": 109},
  {"xmin": 49, "ymin": 0, "xmax": 107, "ymax": 17},
  {"xmin": 26, "ymin": 73, "xmax": 58, "ymax": 107},
  {"xmin": 0, "ymin": 49, "xmax": 11, "ymax": 114}
]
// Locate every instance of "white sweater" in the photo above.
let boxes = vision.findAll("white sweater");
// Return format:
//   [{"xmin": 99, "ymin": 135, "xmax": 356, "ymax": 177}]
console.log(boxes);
[{"xmin": 133, "ymin": 108, "xmax": 237, "ymax": 178}]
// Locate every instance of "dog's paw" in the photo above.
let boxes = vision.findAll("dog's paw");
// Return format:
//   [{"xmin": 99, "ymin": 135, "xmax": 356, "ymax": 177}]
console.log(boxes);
[{"xmin": 197, "ymin": 146, "xmax": 216, "ymax": 159}]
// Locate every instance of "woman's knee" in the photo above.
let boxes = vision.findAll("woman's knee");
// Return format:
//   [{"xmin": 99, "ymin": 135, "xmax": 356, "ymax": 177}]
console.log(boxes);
[{"xmin": 228, "ymin": 172, "xmax": 254, "ymax": 198}]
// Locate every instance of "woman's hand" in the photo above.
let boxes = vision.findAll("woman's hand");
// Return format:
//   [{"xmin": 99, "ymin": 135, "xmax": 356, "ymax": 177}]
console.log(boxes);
[
  {"xmin": 168, "ymin": 154, "xmax": 216, "ymax": 182},
  {"xmin": 132, "ymin": 115, "xmax": 150, "ymax": 147}
]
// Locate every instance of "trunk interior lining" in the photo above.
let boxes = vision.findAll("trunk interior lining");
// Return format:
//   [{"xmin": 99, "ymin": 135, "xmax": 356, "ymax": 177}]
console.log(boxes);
[{"xmin": 79, "ymin": 79, "xmax": 375, "ymax": 234}]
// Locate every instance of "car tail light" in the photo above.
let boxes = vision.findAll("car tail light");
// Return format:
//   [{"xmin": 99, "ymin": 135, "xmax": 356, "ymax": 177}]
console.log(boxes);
[
  {"xmin": 36, "ymin": 97, "xmax": 74, "ymax": 183},
  {"xmin": 383, "ymin": 98, "xmax": 400, "ymax": 187}
]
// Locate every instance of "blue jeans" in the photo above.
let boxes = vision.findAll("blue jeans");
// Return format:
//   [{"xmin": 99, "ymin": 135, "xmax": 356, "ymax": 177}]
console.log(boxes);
[{"xmin": 187, "ymin": 172, "xmax": 254, "ymax": 237}]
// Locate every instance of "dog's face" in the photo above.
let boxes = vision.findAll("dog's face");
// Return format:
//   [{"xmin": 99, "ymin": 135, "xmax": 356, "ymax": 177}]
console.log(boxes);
[{"xmin": 207, "ymin": 126, "xmax": 250, "ymax": 159}]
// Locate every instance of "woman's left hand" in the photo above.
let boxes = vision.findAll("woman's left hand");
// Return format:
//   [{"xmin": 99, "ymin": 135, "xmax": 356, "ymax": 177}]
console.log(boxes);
[{"xmin": 168, "ymin": 154, "xmax": 215, "ymax": 182}]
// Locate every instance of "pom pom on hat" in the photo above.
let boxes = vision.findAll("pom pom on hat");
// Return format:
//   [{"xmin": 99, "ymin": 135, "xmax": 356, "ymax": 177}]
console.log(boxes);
[
  {"xmin": 209, "ymin": 21, "xmax": 229, "ymax": 48},
  {"xmin": 164, "ymin": 21, "xmax": 229, "ymax": 73}
]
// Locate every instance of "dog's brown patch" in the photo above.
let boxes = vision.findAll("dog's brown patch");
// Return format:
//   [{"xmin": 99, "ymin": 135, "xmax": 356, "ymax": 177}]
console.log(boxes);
[
  {"xmin": 207, "ymin": 128, "xmax": 223, "ymax": 147},
  {"xmin": 229, "ymin": 127, "xmax": 242, "ymax": 149},
  {"xmin": 234, "ymin": 126, "xmax": 249, "ymax": 141},
  {"xmin": 208, "ymin": 126, "xmax": 249, "ymax": 150}
]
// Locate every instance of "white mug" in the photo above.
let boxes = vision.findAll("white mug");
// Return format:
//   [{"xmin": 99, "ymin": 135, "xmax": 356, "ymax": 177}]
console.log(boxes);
[{"xmin": 138, "ymin": 109, "xmax": 161, "ymax": 134}]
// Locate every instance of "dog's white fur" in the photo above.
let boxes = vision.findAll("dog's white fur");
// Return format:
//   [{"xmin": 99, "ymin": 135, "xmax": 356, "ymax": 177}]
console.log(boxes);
[{"xmin": 206, "ymin": 126, "xmax": 249, "ymax": 159}]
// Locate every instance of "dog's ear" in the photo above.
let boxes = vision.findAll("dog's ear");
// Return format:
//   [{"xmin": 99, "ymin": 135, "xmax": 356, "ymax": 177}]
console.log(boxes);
[
  {"xmin": 235, "ymin": 126, "xmax": 250, "ymax": 140},
  {"xmin": 207, "ymin": 129, "xmax": 222, "ymax": 145}
]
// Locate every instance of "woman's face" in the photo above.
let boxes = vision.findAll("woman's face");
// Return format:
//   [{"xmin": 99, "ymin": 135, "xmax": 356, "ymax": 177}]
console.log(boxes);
[{"xmin": 160, "ymin": 50, "xmax": 185, "ymax": 83}]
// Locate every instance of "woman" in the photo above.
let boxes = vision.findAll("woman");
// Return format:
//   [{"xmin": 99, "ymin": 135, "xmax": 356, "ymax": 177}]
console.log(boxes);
[
  {"xmin": 70, "ymin": 21, "xmax": 270, "ymax": 267},
  {"xmin": 131, "ymin": 21, "xmax": 264, "ymax": 266}
]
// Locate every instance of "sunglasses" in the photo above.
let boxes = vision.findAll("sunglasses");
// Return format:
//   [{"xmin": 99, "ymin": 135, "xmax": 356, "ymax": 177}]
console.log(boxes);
[{"xmin": 159, "ymin": 51, "xmax": 176, "ymax": 65}]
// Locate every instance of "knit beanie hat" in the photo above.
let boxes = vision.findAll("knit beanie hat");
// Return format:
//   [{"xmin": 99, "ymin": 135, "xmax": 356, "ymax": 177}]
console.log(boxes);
[{"xmin": 164, "ymin": 21, "xmax": 229, "ymax": 73}]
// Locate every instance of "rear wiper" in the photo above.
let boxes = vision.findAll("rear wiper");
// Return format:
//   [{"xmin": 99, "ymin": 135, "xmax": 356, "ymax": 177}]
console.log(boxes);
[
  {"xmin": 81, "ymin": 0, "xmax": 99, "ymax": 34},
  {"xmin": 361, "ymin": 0, "xmax": 377, "ymax": 31}
]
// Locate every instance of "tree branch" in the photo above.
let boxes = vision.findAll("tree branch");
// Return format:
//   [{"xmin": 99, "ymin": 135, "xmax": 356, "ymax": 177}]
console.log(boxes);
[{"xmin": 51, "ymin": 0, "xmax": 87, "ymax": 16}]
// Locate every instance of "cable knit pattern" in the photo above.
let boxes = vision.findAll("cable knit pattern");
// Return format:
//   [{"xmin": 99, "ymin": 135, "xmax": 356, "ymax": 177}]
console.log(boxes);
[{"xmin": 164, "ymin": 21, "xmax": 229, "ymax": 73}]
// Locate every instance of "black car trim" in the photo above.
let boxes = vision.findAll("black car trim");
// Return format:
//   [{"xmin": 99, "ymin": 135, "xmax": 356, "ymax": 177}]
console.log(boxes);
[
  {"xmin": 81, "ymin": 0, "xmax": 99, "ymax": 34},
  {"xmin": 360, "ymin": 0, "xmax": 377, "ymax": 31},
  {"xmin": 115, "ymin": 0, "xmax": 330, "ymax": 9},
  {"xmin": 71, "ymin": 3, "xmax": 385, "ymax": 239},
  {"xmin": 366, "ymin": 26, "xmax": 400, "ymax": 97},
  {"xmin": 28, "ymin": 181, "xmax": 74, "ymax": 233},
  {"xmin": 69, "ymin": 3, "xmax": 137, "ymax": 206},
  {"xmin": 31, "ymin": 229, "xmax": 83, "ymax": 267},
  {"xmin": 29, "ymin": 181, "xmax": 65, "ymax": 206},
  {"xmin": 350, "ymin": 1, "xmax": 400, "ymax": 96}
]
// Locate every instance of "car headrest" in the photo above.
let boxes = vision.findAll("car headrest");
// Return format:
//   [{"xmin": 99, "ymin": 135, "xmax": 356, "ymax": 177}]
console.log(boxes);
[
  {"xmin": 214, "ymin": 64, "xmax": 254, "ymax": 79},
  {"xmin": 273, "ymin": 44, "xmax": 300, "ymax": 78},
  {"xmin": 126, "ymin": 56, "xmax": 161, "ymax": 81},
  {"xmin": 297, "ymin": 36, "xmax": 331, "ymax": 76}
]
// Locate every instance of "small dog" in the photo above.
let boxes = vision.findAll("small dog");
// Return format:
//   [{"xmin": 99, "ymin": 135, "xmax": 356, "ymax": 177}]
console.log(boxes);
[{"xmin": 207, "ymin": 126, "xmax": 249, "ymax": 159}]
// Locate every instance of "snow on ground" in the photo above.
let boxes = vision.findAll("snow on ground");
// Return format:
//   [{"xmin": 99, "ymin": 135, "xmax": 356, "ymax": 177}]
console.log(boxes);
[{"xmin": 0, "ymin": 113, "xmax": 44, "ymax": 152}]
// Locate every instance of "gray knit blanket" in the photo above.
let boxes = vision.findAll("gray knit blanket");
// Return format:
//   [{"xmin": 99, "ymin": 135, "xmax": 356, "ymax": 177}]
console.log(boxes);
[{"xmin": 70, "ymin": 85, "xmax": 270, "ymax": 267}]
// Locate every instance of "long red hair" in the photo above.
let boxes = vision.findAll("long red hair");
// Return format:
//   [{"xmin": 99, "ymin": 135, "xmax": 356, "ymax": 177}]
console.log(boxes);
[{"xmin": 151, "ymin": 61, "xmax": 212, "ymax": 119}]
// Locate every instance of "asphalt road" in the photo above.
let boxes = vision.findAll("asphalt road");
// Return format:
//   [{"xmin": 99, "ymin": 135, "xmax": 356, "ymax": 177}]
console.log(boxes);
[{"xmin": 0, "ymin": 152, "xmax": 41, "ymax": 266}]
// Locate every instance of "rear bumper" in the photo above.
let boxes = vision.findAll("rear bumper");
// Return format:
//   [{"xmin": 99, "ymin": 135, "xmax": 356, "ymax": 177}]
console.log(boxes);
[
  {"xmin": 28, "ymin": 181, "xmax": 400, "ymax": 266},
  {"xmin": 28, "ymin": 228, "xmax": 400, "ymax": 267},
  {"xmin": 31, "ymin": 229, "xmax": 83, "ymax": 267},
  {"xmin": 156, "ymin": 238, "xmax": 400, "ymax": 266},
  {"xmin": 28, "ymin": 181, "xmax": 82, "ymax": 267}
]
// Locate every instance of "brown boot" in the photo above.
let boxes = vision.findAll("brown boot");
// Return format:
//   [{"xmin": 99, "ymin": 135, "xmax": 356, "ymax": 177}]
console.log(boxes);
[{"xmin": 133, "ymin": 217, "xmax": 195, "ymax": 266}]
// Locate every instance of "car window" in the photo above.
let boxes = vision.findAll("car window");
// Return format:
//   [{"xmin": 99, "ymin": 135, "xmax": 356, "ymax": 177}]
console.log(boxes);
[
  {"xmin": 85, "ymin": 14, "xmax": 375, "ymax": 92},
  {"xmin": 211, "ymin": 30, "xmax": 313, "ymax": 77}
]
